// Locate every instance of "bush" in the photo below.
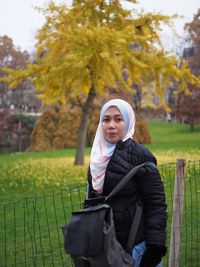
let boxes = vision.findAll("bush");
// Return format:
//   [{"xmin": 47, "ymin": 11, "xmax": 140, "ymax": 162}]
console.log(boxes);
[
  {"xmin": 29, "ymin": 105, "xmax": 81, "ymax": 151},
  {"xmin": 10, "ymin": 113, "xmax": 37, "ymax": 132},
  {"xmin": 0, "ymin": 110, "xmax": 38, "ymax": 149},
  {"xmin": 29, "ymin": 103, "xmax": 151, "ymax": 151}
]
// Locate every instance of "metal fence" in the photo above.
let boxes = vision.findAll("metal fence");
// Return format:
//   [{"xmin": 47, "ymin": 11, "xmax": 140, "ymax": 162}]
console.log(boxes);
[{"xmin": 0, "ymin": 160, "xmax": 199, "ymax": 267}]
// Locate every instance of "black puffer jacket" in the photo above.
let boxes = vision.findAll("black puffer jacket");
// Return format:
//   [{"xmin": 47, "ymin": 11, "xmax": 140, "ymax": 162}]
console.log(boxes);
[{"xmin": 87, "ymin": 138, "xmax": 167, "ymax": 249}]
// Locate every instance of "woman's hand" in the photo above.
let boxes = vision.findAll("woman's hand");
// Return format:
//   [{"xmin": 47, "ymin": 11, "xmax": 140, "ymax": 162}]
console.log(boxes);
[{"xmin": 140, "ymin": 245, "xmax": 166, "ymax": 267}]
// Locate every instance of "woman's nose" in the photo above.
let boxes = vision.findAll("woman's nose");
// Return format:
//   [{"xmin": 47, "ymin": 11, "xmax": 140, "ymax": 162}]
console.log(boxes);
[{"xmin": 108, "ymin": 120, "xmax": 115, "ymax": 128}]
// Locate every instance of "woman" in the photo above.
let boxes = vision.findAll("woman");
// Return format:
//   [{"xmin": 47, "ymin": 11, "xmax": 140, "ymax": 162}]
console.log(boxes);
[{"xmin": 87, "ymin": 99, "xmax": 167, "ymax": 267}]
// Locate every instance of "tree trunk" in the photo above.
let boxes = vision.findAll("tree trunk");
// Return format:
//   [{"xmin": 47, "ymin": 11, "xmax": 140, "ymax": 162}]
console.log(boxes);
[
  {"xmin": 74, "ymin": 85, "xmax": 96, "ymax": 165},
  {"xmin": 190, "ymin": 123, "xmax": 194, "ymax": 132},
  {"xmin": 189, "ymin": 114, "xmax": 194, "ymax": 132}
]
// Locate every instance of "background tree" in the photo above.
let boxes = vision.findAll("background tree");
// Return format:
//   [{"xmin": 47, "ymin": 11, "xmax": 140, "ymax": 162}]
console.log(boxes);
[
  {"xmin": 175, "ymin": 9, "xmax": 200, "ymax": 131},
  {"xmin": 0, "ymin": 109, "xmax": 15, "ymax": 146},
  {"xmin": 1, "ymin": 1, "xmax": 200, "ymax": 164},
  {"xmin": 0, "ymin": 36, "xmax": 30, "ymax": 109}
]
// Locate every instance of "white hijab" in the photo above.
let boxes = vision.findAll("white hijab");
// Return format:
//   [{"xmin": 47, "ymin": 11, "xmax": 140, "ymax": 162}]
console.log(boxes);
[{"xmin": 90, "ymin": 99, "xmax": 136, "ymax": 193}]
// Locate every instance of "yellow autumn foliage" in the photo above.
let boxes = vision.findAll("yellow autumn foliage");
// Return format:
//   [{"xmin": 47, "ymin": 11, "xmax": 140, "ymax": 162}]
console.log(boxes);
[
  {"xmin": 29, "ymin": 105, "xmax": 80, "ymax": 151},
  {"xmin": 1, "ymin": 0, "xmax": 200, "ymax": 109}
]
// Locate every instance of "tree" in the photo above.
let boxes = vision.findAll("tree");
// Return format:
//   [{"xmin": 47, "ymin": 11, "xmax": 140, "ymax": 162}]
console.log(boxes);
[
  {"xmin": 175, "ymin": 9, "xmax": 200, "ymax": 131},
  {"xmin": 0, "ymin": 109, "xmax": 16, "ymax": 146},
  {"xmin": 0, "ymin": 35, "xmax": 41, "ymax": 112},
  {"xmin": 1, "ymin": 1, "xmax": 200, "ymax": 164},
  {"xmin": 0, "ymin": 36, "xmax": 30, "ymax": 109}
]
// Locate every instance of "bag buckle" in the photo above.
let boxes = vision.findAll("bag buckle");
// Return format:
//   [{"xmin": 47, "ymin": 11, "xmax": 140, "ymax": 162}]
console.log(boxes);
[{"xmin": 80, "ymin": 257, "xmax": 90, "ymax": 267}]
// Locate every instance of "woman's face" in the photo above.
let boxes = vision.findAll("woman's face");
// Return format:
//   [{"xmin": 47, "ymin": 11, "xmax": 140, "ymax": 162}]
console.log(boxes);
[{"xmin": 102, "ymin": 106, "xmax": 126, "ymax": 144}]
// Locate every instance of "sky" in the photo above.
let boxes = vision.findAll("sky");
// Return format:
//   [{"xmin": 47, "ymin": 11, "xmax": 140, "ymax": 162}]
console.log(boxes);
[{"xmin": 0, "ymin": 0, "xmax": 199, "ymax": 53}]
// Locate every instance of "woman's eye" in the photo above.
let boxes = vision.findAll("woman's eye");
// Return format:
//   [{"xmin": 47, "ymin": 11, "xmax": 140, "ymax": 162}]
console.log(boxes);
[
  {"xmin": 103, "ymin": 118, "xmax": 110, "ymax": 123},
  {"xmin": 116, "ymin": 118, "xmax": 123, "ymax": 122}
]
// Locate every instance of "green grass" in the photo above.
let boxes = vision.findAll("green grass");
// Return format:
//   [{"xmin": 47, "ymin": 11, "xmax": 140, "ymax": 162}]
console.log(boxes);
[
  {"xmin": 0, "ymin": 121, "xmax": 199, "ymax": 162},
  {"xmin": 0, "ymin": 147, "xmax": 91, "ymax": 162},
  {"xmin": 0, "ymin": 121, "xmax": 199, "ymax": 267},
  {"xmin": 0, "ymin": 185, "xmax": 86, "ymax": 267},
  {"xmin": 0, "ymin": 121, "xmax": 199, "ymax": 202},
  {"xmin": 145, "ymin": 121, "xmax": 200, "ymax": 164},
  {"xmin": 0, "ymin": 162, "xmax": 199, "ymax": 267},
  {"xmin": 146, "ymin": 121, "xmax": 200, "ymax": 150}
]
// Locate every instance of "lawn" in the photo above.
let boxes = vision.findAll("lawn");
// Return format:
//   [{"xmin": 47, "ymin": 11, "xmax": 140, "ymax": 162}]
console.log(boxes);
[
  {"xmin": 0, "ymin": 121, "xmax": 199, "ymax": 267},
  {"xmin": 0, "ymin": 121, "xmax": 199, "ymax": 202},
  {"xmin": 145, "ymin": 121, "xmax": 200, "ymax": 164}
]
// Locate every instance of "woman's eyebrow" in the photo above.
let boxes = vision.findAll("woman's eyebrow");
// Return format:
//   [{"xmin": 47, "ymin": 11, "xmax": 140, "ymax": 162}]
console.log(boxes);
[
  {"xmin": 113, "ymin": 114, "xmax": 123, "ymax": 118},
  {"xmin": 104, "ymin": 113, "xmax": 122, "ymax": 117}
]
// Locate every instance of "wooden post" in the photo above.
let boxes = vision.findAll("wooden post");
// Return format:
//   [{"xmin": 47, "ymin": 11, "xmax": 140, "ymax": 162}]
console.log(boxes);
[
  {"xmin": 169, "ymin": 159, "xmax": 186, "ymax": 267},
  {"xmin": 17, "ymin": 121, "xmax": 22, "ymax": 152}
]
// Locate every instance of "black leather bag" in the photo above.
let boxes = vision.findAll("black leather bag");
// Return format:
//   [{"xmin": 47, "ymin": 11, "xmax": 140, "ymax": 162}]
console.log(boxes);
[{"xmin": 62, "ymin": 162, "xmax": 153, "ymax": 267}]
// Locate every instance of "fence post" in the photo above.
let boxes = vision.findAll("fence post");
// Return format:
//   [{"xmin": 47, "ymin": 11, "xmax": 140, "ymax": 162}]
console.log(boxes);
[{"xmin": 168, "ymin": 158, "xmax": 186, "ymax": 267}]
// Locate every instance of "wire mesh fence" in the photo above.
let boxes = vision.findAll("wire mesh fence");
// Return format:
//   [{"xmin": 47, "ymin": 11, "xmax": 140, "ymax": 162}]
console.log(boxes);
[
  {"xmin": 179, "ymin": 160, "xmax": 200, "ymax": 267},
  {"xmin": 160, "ymin": 160, "xmax": 200, "ymax": 267},
  {"xmin": 0, "ymin": 160, "xmax": 199, "ymax": 267},
  {"xmin": 0, "ymin": 186, "xmax": 87, "ymax": 267}
]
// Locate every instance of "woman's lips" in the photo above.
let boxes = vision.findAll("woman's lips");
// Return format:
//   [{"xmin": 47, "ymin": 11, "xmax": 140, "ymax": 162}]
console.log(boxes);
[{"xmin": 107, "ymin": 132, "xmax": 117, "ymax": 137}]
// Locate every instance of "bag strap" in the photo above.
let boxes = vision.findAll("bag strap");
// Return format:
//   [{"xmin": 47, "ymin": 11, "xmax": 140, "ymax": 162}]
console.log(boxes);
[
  {"xmin": 126, "ymin": 203, "xmax": 143, "ymax": 252},
  {"xmin": 105, "ymin": 161, "xmax": 156, "ymax": 252},
  {"xmin": 105, "ymin": 161, "xmax": 154, "ymax": 201}
]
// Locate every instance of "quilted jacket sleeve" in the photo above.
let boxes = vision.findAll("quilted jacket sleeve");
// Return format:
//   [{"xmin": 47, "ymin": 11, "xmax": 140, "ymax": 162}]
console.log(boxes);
[{"xmin": 136, "ymin": 162, "xmax": 167, "ymax": 247}]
